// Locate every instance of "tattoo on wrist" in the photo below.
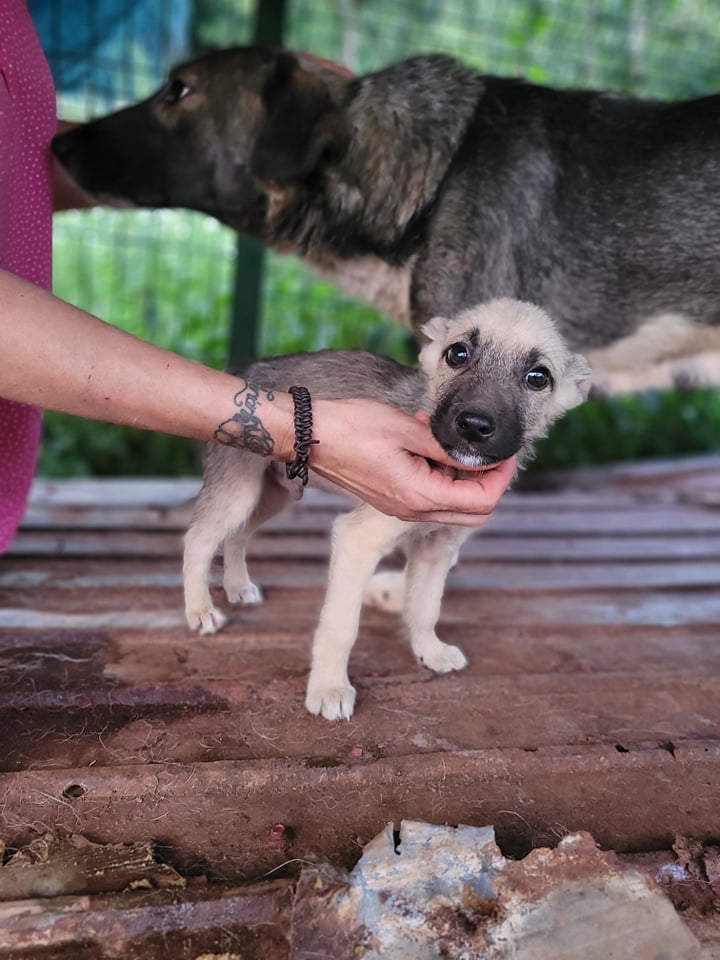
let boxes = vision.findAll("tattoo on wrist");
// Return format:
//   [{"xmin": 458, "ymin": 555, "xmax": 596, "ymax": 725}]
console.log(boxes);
[{"xmin": 215, "ymin": 382, "xmax": 275, "ymax": 455}]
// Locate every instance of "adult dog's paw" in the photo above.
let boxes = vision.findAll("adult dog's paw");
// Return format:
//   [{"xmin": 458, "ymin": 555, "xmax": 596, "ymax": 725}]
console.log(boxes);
[
  {"xmin": 418, "ymin": 641, "xmax": 468, "ymax": 673},
  {"xmin": 305, "ymin": 680, "xmax": 357, "ymax": 721},
  {"xmin": 185, "ymin": 606, "xmax": 228, "ymax": 635}
]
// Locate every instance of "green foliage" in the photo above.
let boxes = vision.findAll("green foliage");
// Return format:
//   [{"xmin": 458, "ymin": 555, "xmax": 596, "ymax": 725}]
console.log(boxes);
[
  {"xmin": 43, "ymin": 207, "xmax": 412, "ymax": 476},
  {"xmin": 279, "ymin": 0, "xmax": 720, "ymax": 97},
  {"xmin": 530, "ymin": 388, "xmax": 720, "ymax": 473}
]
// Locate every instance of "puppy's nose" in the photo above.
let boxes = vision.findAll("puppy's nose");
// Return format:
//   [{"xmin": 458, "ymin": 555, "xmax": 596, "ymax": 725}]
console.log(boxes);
[{"xmin": 455, "ymin": 411, "xmax": 495, "ymax": 442}]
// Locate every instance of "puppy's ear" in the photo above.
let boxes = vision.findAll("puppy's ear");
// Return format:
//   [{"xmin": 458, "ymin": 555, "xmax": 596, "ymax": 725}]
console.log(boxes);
[
  {"xmin": 418, "ymin": 317, "xmax": 452, "ymax": 378},
  {"xmin": 557, "ymin": 352, "xmax": 592, "ymax": 411},
  {"xmin": 419, "ymin": 316, "xmax": 452, "ymax": 343},
  {"xmin": 251, "ymin": 51, "xmax": 350, "ymax": 183}
]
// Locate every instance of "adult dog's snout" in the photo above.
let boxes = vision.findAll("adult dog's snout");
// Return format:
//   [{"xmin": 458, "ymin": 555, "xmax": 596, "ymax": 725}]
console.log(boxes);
[
  {"xmin": 455, "ymin": 410, "xmax": 495, "ymax": 442},
  {"xmin": 52, "ymin": 132, "xmax": 74, "ymax": 164}
]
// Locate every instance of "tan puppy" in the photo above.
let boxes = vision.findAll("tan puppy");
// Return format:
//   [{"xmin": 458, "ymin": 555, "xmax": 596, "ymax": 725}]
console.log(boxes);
[{"xmin": 183, "ymin": 300, "xmax": 590, "ymax": 719}]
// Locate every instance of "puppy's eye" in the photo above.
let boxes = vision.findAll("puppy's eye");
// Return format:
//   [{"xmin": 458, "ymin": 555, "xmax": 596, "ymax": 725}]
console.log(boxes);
[
  {"xmin": 524, "ymin": 366, "xmax": 553, "ymax": 390},
  {"xmin": 162, "ymin": 78, "xmax": 191, "ymax": 105},
  {"xmin": 444, "ymin": 342, "xmax": 470, "ymax": 368}
]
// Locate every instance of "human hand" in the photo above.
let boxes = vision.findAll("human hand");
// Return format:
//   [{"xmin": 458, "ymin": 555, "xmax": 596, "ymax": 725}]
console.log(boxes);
[{"xmin": 309, "ymin": 397, "xmax": 516, "ymax": 525}]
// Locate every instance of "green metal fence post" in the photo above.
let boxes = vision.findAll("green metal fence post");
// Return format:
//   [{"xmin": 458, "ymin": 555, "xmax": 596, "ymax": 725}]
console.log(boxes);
[{"xmin": 228, "ymin": 0, "xmax": 288, "ymax": 369}]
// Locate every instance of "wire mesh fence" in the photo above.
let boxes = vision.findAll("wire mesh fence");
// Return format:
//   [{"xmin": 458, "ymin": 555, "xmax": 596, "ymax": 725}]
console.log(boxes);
[{"xmin": 31, "ymin": 0, "xmax": 720, "ymax": 475}]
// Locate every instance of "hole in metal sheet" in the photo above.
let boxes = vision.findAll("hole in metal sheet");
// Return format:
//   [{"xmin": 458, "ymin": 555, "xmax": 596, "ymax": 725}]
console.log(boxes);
[{"xmin": 62, "ymin": 783, "xmax": 86, "ymax": 799}]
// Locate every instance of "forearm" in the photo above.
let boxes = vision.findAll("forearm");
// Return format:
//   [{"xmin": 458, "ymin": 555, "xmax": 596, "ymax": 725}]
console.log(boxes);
[
  {"xmin": 0, "ymin": 270, "xmax": 295, "ymax": 456},
  {"xmin": 0, "ymin": 269, "xmax": 514, "ymax": 525}
]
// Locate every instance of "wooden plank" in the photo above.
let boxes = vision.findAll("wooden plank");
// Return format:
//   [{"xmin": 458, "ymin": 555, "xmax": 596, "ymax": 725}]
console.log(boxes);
[
  {"xmin": 6, "ymin": 555, "xmax": 720, "ymax": 592},
  {"xmin": 534, "ymin": 453, "xmax": 720, "ymax": 493},
  {"xmin": 12, "ymin": 500, "xmax": 720, "ymax": 538},
  {"xmin": 3, "ymin": 557, "xmax": 720, "ymax": 611},
  {"xmin": 8, "ymin": 529, "xmax": 720, "ymax": 568},
  {"xmin": 27, "ymin": 478, "xmax": 202, "ymax": 507},
  {"xmin": 1, "ymin": 667, "xmax": 718, "ymax": 771},
  {"xmin": 24, "ymin": 455, "xmax": 720, "ymax": 509}
]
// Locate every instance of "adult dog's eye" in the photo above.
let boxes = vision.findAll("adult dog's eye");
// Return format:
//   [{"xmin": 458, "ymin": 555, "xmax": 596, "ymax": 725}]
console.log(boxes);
[
  {"xmin": 162, "ymin": 78, "xmax": 191, "ymax": 105},
  {"xmin": 444, "ymin": 342, "xmax": 470, "ymax": 368},
  {"xmin": 524, "ymin": 366, "xmax": 553, "ymax": 390}
]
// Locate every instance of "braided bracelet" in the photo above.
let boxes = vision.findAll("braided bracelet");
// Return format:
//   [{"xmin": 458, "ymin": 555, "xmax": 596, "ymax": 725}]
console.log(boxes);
[{"xmin": 286, "ymin": 385, "xmax": 319, "ymax": 486}]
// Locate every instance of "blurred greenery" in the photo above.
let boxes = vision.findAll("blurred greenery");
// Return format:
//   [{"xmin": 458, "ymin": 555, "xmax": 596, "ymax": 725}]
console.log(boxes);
[
  {"xmin": 44, "ymin": 208, "xmax": 416, "ymax": 476},
  {"xmin": 42, "ymin": 0, "xmax": 720, "ymax": 477}
]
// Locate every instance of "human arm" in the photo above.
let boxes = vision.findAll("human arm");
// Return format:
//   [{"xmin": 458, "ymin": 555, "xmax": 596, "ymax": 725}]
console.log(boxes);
[{"xmin": 0, "ymin": 269, "xmax": 514, "ymax": 525}]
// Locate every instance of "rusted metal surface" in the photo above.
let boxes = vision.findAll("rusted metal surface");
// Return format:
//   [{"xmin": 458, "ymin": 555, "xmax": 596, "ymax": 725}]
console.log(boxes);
[
  {"xmin": 1, "ymin": 458, "xmax": 720, "ymax": 954},
  {"xmin": 0, "ymin": 832, "xmax": 184, "ymax": 901},
  {"xmin": 0, "ymin": 879, "xmax": 294, "ymax": 959},
  {"xmin": 292, "ymin": 822, "xmax": 702, "ymax": 959}
]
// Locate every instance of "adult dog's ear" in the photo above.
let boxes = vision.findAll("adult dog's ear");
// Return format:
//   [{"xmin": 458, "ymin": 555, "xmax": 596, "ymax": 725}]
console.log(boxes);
[{"xmin": 251, "ymin": 51, "xmax": 350, "ymax": 183}]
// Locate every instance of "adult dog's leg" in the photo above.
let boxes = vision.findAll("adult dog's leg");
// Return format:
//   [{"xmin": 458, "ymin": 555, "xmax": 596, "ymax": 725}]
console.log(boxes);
[
  {"xmin": 183, "ymin": 456, "xmax": 266, "ymax": 635},
  {"xmin": 588, "ymin": 349, "xmax": 720, "ymax": 398},
  {"xmin": 403, "ymin": 527, "xmax": 472, "ymax": 672},
  {"xmin": 223, "ymin": 480, "xmax": 291, "ymax": 605},
  {"xmin": 306, "ymin": 505, "xmax": 406, "ymax": 721}
]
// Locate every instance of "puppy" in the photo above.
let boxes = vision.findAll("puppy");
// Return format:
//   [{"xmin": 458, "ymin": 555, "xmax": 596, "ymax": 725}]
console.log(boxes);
[
  {"xmin": 53, "ymin": 47, "xmax": 720, "ymax": 394},
  {"xmin": 183, "ymin": 299, "xmax": 589, "ymax": 720}
]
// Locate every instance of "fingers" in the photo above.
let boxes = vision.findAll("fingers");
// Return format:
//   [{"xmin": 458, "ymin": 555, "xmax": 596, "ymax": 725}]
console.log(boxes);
[
  {"xmin": 376, "ymin": 455, "xmax": 515, "ymax": 523},
  {"xmin": 309, "ymin": 397, "xmax": 516, "ymax": 524},
  {"xmin": 409, "ymin": 455, "xmax": 516, "ymax": 521},
  {"xmin": 436, "ymin": 455, "xmax": 517, "ymax": 508}
]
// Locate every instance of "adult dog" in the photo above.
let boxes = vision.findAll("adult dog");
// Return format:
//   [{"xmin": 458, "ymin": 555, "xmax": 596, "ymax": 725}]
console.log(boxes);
[
  {"xmin": 53, "ymin": 46, "xmax": 720, "ymax": 396},
  {"xmin": 182, "ymin": 299, "xmax": 589, "ymax": 719}
]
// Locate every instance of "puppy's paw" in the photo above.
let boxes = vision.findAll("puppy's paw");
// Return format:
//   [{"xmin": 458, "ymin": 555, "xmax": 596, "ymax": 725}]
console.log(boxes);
[
  {"xmin": 417, "ymin": 640, "xmax": 468, "ymax": 674},
  {"xmin": 186, "ymin": 606, "xmax": 228, "ymax": 635},
  {"xmin": 363, "ymin": 570, "xmax": 406, "ymax": 613},
  {"xmin": 305, "ymin": 680, "xmax": 357, "ymax": 721},
  {"xmin": 224, "ymin": 580, "xmax": 263, "ymax": 605}
]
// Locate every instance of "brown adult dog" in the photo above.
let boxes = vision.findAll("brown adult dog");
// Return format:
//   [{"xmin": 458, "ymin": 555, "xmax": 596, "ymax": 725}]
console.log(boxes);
[{"xmin": 53, "ymin": 46, "xmax": 720, "ymax": 395}]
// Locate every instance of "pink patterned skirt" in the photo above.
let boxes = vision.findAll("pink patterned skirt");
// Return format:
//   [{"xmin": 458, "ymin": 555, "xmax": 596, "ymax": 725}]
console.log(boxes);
[{"xmin": 0, "ymin": 2, "xmax": 55, "ymax": 551}]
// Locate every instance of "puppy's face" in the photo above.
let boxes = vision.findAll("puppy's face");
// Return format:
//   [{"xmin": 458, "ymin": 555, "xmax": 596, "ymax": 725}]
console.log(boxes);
[{"xmin": 420, "ymin": 299, "xmax": 590, "ymax": 466}]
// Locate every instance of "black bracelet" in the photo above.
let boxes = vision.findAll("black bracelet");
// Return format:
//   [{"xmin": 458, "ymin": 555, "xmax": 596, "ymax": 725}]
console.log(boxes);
[{"xmin": 286, "ymin": 385, "xmax": 319, "ymax": 486}]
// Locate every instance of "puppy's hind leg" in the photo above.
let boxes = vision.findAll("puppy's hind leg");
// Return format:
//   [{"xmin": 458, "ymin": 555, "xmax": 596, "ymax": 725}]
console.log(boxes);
[
  {"xmin": 364, "ymin": 566, "xmax": 407, "ymax": 613},
  {"xmin": 403, "ymin": 527, "xmax": 472, "ymax": 673},
  {"xmin": 306, "ymin": 505, "xmax": 406, "ymax": 721},
  {"xmin": 183, "ymin": 453, "xmax": 267, "ymax": 635},
  {"xmin": 223, "ymin": 478, "xmax": 291, "ymax": 605}
]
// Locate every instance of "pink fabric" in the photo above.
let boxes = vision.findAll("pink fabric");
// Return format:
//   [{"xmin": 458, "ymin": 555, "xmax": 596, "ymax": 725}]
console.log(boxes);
[{"xmin": 0, "ymin": 2, "xmax": 55, "ymax": 552}]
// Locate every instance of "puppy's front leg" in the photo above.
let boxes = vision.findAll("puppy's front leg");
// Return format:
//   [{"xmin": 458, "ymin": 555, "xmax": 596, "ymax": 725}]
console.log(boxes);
[
  {"xmin": 403, "ymin": 527, "xmax": 473, "ymax": 672},
  {"xmin": 306, "ymin": 505, "xmax": 406, "ymax": 721}
]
